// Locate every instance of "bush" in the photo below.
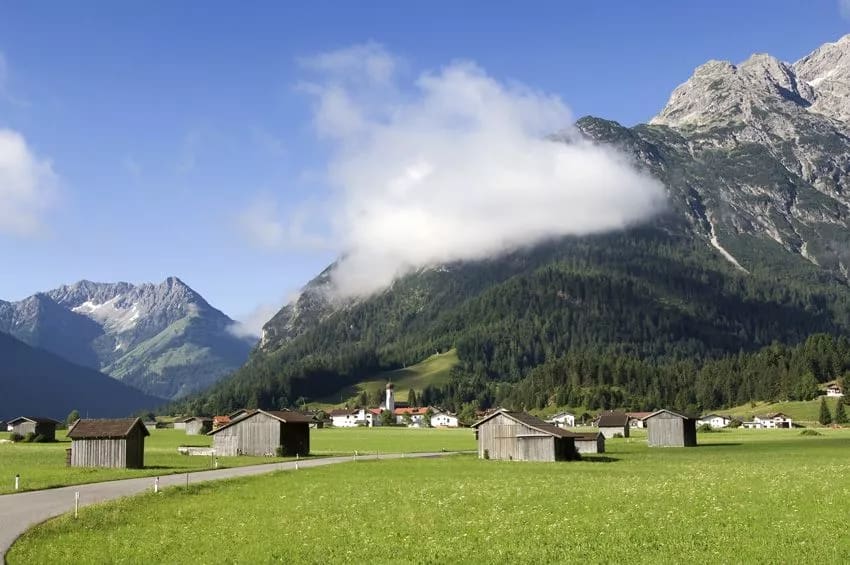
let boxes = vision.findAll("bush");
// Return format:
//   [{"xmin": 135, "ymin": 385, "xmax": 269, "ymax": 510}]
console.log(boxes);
[
  {"xmin": 612, "ymin": 433, "xmax": 624, "ymax": 439},
  {"xmin": 800, "ymin": 429, "xmax": 822, "ymax": 436},
  {"xmin": 697, "ymin": 423, "xmax": 713, "ymax": 433},
  {"xmin": 9, "ymin": 433, "xmax": 23, "ymax": 443},
  {"xmin": 275, "ymin": 446, "xmax": 285, "ymax": 457},
  {"xmin": 727, "ymin": 419, "xmax": 742, "ymax": 429},
  {"xmin": 23, "ymin": 432, "xmax": 37, "ymax": 443}
]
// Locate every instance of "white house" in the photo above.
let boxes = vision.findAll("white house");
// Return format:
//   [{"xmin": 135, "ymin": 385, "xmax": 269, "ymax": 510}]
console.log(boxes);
[
  {"xmin": 743, "ymin": 413, "xmax": 793, "ymax": 429},
  {"xmin": 394, "ymin": 407, "xmax": 429, "ymax": 427},
  {"xmin": 329, "ymin": 408, "xmax": 381, "ymax": 428},
  {"xmin": 826, "ymin": 385, "xmax": 844, "ymax": 397},
  {"xmin": 698, "ymin": 414, "xmax": 732, "ymax": 429},
  {"xmin": 430, "ymin": 412, "xmax": 459, "ymax": 428},
  {"xmin": 547, "ymin": 412, "xmax": 575, "ymax": 428},
  {"xmin": 626, "ymin": 412, "xmax": 653, "ymax": 429}
]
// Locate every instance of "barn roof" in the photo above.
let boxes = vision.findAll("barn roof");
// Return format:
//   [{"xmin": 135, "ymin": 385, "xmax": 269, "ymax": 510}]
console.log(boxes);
[
  {"xmin": 644, "ymin": 409, "xmax": 698, "ymax": 421},
  {"xmin": 208, "ymin": 409, "xmax": 315, "ymax": 435},
  {"xmin": 472, "ymin": 409, "xmax": 579, "ymax": 439},
  {"xmin": 67, "ymin": 418, "xmax": 150, "ymax": 439},
  {"xmin": 597, "ymin": 411, "xmax": 630, "ymax": 427},
  {"xmin": 8, "ymin": 416, "xmax": 60, "ymax": 425}
]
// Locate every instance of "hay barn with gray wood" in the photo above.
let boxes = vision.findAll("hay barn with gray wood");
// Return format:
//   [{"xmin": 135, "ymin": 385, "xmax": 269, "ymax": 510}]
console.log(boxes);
[
  {"xmin": 208, "ymin": 410, "xmax": 314, "ymax": 456},
  {"xmin": 7, "ymin": 416, "xmax": 59, "ymax": 441},
  {"xmin": 573, "ymin": 432, "xmax": 605, "ymax": 454},
  {"xmin": 644, "ymin": 409, "xmax": 698, "ymax": 447},
  {"xmin": 67, "ymin": 418, "xmax": 150, "ymax": 468},
  {"xmin": 183, "ymin": 416, "xmax": 212, "ymax": 435},
  {"xmin": 471, "ymin": 409, "xmax": 581, "ymax": 462},
  {"xmin": 596, "ymin": 411, "xmax": 630, "ymax": 439}
]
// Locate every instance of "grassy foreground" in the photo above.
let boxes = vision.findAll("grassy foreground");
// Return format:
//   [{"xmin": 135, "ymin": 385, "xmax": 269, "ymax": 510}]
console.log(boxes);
[
  {"xmin": 9, "ymin": 429, "xmax": 850, "ymax": 563},
  {"xmin": 0, "ymin": 427, "xmax": 473, "ymax": 494}
]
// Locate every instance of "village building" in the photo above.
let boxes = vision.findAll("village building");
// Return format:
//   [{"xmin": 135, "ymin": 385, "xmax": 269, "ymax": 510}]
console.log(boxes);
[
  {"xmin": 212, "ymin": 415, "xmax": 232, "ymax": 430},
  {"xmin": 573, "ymin": 431, "xmax": 605, "ymax": 454},
  {"xmin": 743, "ymin": 413, "xmax": 793, "ymax": 429},
  {"xmin": 8, "ymin": 416, "xmax": 59, "ymax": 441},
  {"xmin": 644, "ymin": 409, "xmax": 698, "ymax": 447},
  {"xmin": 329, "ymin": 408, "xmax": 380, "ymax": 427},
  {"xmin": 143, "ymin": 420, "xmax": 158, "ymax": 432},
  {"xmin": 471, "ymin": 409, "xmax": 581, "ymax": 462},
  {"xmin": 546, "ymin": 412, "xmax": 576, "ymax": 428},
  {"xmin": 394, "ymin": 407, "xmax": 429, "ymax": 427},
  {"xmin": 626, "ymin": 412, "xmax": 653, "ymax": 428},
  {"xmin": 183, "ymin": 416, "xmax": 213, "ymax": 435},
  {"xmin": 596, "ymin": 411, "xmax": 630, "ymax": 438},
  {"xmin": 67, "ymin": 418, "xmax": 149, "ymax": 468},
  {"xmin": 431, "ymin": 411, "xmax": 459, "ymax": 428},
  {"xmin": 826, "ymin": 385, "xmax": 844, "ymax": 397},
  {"xmin": 208, "ymin": 409, "xmax": 314, "ymax": 456},
  {"xmin": 698, "ymin": 414, "xmax": 732, "ymax": 429},
  {"xmin": 173, "ymin": 418, "xmax": 188, "ymax": 431}
]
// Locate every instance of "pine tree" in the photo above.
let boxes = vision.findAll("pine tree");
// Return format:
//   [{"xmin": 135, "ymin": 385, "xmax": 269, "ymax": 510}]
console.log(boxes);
[
  {"xmin": 834, "ymin": 397, "xmax": 848, "ymax": 425},
  {"xmin": 407, "ymin": 388, "xmax": 417, "ymax": 407},
  {"xmin": 66, "ymin": 409, "xmax": 80, "ymax": 427},
  {"xmin": 819, "ymin": 397, "xmax": 833, "ymax": 426}
]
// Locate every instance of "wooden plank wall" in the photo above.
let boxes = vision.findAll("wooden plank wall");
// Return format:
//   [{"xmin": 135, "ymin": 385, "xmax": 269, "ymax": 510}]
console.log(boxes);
[
  {"xmin": 477, "ymin": 414, "xmax": 556, "ymax": 462},
  {"xmin": 71, "ymin": 438, "xmax": 128, "ymax": 468},
  {"xmin": 647, "ymin": 412, "xmax": 697, "ymax": 447}
]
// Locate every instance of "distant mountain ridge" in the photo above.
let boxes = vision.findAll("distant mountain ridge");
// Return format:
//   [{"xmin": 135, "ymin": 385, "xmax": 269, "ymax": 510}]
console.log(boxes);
[
  {"xmin": 0, "ymin": 331, "xmax": 161, "ymax": 419},
  {"xmin": 0, "ymin": 277, "xmax": 253, "ymax": 399}
]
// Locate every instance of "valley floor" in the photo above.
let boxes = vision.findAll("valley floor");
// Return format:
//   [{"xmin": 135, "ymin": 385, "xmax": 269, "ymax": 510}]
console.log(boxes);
[{"xmin": 8, "ymin": 428, "xmax": 850, "ymax": 563}]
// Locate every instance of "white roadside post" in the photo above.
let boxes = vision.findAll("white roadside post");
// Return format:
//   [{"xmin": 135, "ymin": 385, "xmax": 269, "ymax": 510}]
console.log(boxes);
[
  {"xmin": 14, "ymin": 474, "xmax": 19, "ymax": 491},
  {"xmin": 154, "ymin": 476, "xmax": 159, "ymax": 493},
  {"xmin": 295, "ymin": 453, "xmax": 299, "ymax": 470},
  {"xmin": 74, "ymin": 491, "xmax": 80, "ymax": 519}
]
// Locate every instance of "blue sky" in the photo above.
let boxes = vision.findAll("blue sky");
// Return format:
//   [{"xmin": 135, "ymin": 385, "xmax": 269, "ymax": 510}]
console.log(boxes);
[{"xmin": 0, "ymin": 1, "xmax": 847, "ymax": 327}]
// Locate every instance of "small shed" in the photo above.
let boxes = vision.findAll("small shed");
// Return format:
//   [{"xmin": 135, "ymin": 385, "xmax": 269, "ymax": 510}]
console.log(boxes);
[
  {"xmin": 574, "ymin": 432, "xmax": 605, "ymax": 454},
  {"xmin": 208, "ymin": 409, "xmax": 313, "ymax": 456},
  {"xmin": 645, "ymin": 409, "xmax": 697, "ymax": 447},
  {"xmin": 184, "ymin": 416, "xmax": 213, "ymax": 435},
  {"xmin": 597, "ymin": 411, "xmax": 630, "ymax": 439},
  {"xmin": 67, "ymin": 418, "xmax": 150, "ymax": 468},
  {"xmin": 471, "ymin": 409, "xmax": 580, "ymax": 462},
  {"xmin": 173, "ymin": 418, "xmax": 188, "ymax": 430},
  {"xmin": 8, "ymin": 416, "xmax": 59, "ymax": 441}
]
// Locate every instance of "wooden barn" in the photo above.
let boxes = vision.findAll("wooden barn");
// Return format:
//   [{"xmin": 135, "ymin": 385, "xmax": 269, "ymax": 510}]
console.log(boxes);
[
  {"xmin": 471, "ymin": 409, "xmax": 580, "ymax": 462},
  {"xmin": 645, "ymin": 409, "xmax": 697, "ymax": 447},
  {"xmin": 574, "ymin": 432, "xmax": 605, "ymax": 454},
  {"xmin": 8, "ymin": 416, "xmax": 59, "ymax": 441},
  {"xmin": 67, "ymin": 418, "xmax": 149, "ymax": 468},
  {"xmin": 596, "ymin": 411, "xmax": 630, "ymax": 439},
  {"xmin": 183, "ymin": 416, "xmax": 212, "ymax": 435},
  {"xmin": 208, "ymin": 410, "xmax": 313, "ymax": 457}
]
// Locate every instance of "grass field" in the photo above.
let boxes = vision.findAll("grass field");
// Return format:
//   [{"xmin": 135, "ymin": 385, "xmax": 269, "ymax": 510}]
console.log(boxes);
[
  {"xmin": 9, "ymin": 429, "xmax": 850, "ymax": 563},
  {"xmin": 311, "ymin": 349, "xmax": 458, "ymax": 407},
  {"xmin": 0, "ymin": 427, "xmax": 473, "ymax": 494},
  {"xmin": 723, "ymin": 397, "xmax": 843, "ymax": 423}
]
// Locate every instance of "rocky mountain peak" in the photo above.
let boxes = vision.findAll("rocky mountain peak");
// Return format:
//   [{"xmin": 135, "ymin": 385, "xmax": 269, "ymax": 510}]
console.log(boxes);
[{"xmin": 794, "ymin": 33, "xmax": 850, "ymax": 123}]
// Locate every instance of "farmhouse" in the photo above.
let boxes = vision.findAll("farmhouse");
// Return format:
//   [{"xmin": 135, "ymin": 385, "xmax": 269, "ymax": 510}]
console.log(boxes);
[
  {"xmin": 626, "ymin": 412, "xmax": 652, "ymax": 428},
  {"xmin": 644, "ymin": 409, "xmax": 697, "ymax": 447},
  {"xmin": 329, "ymin": 408, "xmax": 380, "ymax": 427},
  {"xmin": 826, "ymin": 385, "xmax": 844, "ymax": 397},
  {"xmin": 394, "ymin": 407, "xmax": 429, "ymax": 427},
  {"xmin": 546, "ymin": 412, "xmax": 575, "ymax": 428},
  {"xmin": 67, "ymin": 418, "xmax": 149, "ymax": 468},
  {"xmin": 8, "ymin": 416, "xmax": 59, "ymax": 441},
  {"xmin": 183, "ymin": 416, "xmax": 213, "ymax": 435},
  {"xmin": 431, "ymin": 411, "xmax": 459, "ymax": 428},
  {"xmin": 209, "ymin": 409, "xmax": 313, "ymax": 456},
  {"xmin": 596, "ymin": 411, "xmax": 630, "ymax": 438},
  {"xmin": 743, "ymin": 413, "xmax": 793, "ymax": 429},
  {"xmin": 472, "ymin": 409, "xmax": 580, "ymax": 462},
  {"xmin": 573, "ymin": 431, "xmax": 605, "ymax": 454},
  {"xmin": 698, "ymin": 414, "xmax": 732, "ymax": 429}
]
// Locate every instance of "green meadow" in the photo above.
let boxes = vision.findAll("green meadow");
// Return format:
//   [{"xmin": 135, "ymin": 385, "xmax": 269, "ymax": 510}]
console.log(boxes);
[
  {"xmin": 9, "ymin": 429, "xmax": 850, "ymax": 564},
  {"xmin": 0, "ymin": 427, "xmax": 474, "ymax": 494}
]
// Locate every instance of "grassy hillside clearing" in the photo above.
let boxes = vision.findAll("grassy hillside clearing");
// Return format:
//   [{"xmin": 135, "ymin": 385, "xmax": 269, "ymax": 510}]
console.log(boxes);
[
  {"xmin": 9, "ymin": 429, "xmax": 850, "ymax": 563},
  {"xmin": 0, "ymin": 427, "xmax": 473, "ymax": 494},
  {"xmin": 722, "ymin": 397, "xmax": 845, "ymax": 424},
  {"xmin": 311, "ymin": 349, "xmax": 458, "ymax": 407}
]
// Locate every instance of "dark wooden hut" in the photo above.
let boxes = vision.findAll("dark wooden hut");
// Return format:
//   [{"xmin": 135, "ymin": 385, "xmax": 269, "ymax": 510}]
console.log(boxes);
[
  {"xmin": 573, "ymin": 432, "xmax": 606, "ymax": 454},
  {"xmin": 644, "ymin": 409, "xmax": 697, "ymax": 447},
  {"xmin": 208, "ymin": 410, "xmax": 313, "ymax": 457},
  {"xmin": 184, "ymin": 416, "xmax": 213, "ymax": 435},
  {"xmin": 8, "ymin": 416, "xmax": 59, "ymax": 441},
  {"xmin": 67, "ymin": 418, "xmax": 150, "ymax": 468},
  {"xmin": 596, "ymin": 411, "xmax": 630, "ymax": 439},
  {"xmin": 471, "ymin": 409, "xmax": 580, "ymax": 462}
]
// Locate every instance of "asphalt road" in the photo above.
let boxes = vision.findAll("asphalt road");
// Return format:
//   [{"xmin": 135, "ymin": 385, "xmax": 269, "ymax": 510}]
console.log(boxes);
[{"xmin": 0, "ymin": 451, "xmax": 455, "ymax": 564}]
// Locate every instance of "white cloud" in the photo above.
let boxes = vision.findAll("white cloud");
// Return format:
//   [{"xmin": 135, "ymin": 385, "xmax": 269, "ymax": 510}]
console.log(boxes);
[
  {"xmin": 257, "ymin": 44, "xmax": 668, "ymax": 298},
  {"xmin": 228, "ymin": 289, "xmax": 301, "ymax": 339},
  {"xmin": 0, "ymin": 129, "xmax": 59, "ymax": 237},
  {"xmin": 235, "ymin": 194, "xmax": 328, "ymax": 251},
  {"xmin": 841, "ymin": 0, "xmax": 850, "ymax": 20}
]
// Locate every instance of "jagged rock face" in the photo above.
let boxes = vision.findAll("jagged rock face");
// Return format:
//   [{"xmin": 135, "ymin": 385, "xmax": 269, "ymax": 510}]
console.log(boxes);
[
  {"xmin": 795, "ymin": 35, "xmax": 850, "ymax": 124},
  {"xmin": 0, "ymin": 277, "xmax": 253, "ymax": 399}
]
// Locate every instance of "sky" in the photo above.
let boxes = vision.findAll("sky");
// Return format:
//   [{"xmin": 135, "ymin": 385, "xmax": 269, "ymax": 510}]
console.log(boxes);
[{"xmin": 0, "ymin": 1, "xmax": 848, "ymax": 333}]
